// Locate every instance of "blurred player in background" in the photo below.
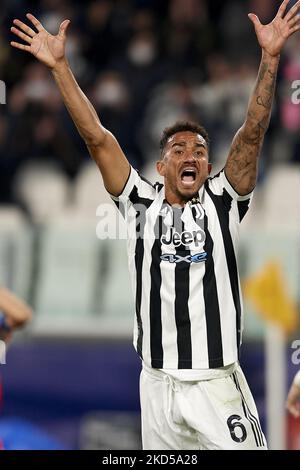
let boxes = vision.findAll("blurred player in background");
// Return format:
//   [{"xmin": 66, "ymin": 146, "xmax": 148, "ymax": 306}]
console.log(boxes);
[
  {"xmin": 0, "ymin": 286, "xmax": 32, "ymax": 449},
  {"xmin": 9, "ymin": 0, "xmax": 300, "ymax": 450},
  {"xmin": 286, "ymin": 370, "xmax": 300, "ymax": 418},
  {"xmin": 0, "ymin": 286, "xmax": 32, "ymax": 343}
]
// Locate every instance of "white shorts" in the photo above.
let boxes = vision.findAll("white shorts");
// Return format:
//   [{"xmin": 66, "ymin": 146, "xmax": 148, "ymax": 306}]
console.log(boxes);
[{"xmin": 140, "ymin": 364, "xmax": 267, "ymax": 450}]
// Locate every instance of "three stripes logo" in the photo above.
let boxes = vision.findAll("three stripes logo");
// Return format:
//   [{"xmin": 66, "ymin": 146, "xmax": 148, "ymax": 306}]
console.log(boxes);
[{"xmin": 231, "ymin": 371, "xmax": 265, "ymax": 448}]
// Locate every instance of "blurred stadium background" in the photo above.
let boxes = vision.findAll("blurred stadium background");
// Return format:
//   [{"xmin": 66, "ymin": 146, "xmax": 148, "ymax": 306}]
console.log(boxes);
[{"xmin": 0, "ymin": 0, "xmax": 300, "ymax": 450}]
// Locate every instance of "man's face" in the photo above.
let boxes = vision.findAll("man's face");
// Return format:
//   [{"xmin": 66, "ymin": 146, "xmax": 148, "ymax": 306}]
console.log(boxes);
[{"xmin": 157, "ymin": 131, "xmax": 211, "ymax": 205}]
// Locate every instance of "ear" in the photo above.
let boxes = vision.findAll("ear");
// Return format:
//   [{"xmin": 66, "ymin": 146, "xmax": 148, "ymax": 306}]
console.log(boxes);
[
  {"xmin": 208, "ymin": 163, "xmax": 212, "ymax": 175},
  {"xmin": 156, "ymin": 160, "xmax": 165, "ymax": 177}
]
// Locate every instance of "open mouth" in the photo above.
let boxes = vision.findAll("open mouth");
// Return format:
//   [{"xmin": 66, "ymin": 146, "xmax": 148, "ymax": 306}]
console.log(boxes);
[{"xmin": 180, "ymin": 168, "xmax": 197, "ymax": 185}]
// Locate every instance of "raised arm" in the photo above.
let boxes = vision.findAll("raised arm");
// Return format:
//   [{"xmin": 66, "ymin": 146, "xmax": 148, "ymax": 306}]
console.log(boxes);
[
  {"xmin": 10, "ymin": 13, "xmax": 130, "ymax": 196},
  {"xmin": 225, "ymin": 0, "xmax": 300, "ymax": 195}
]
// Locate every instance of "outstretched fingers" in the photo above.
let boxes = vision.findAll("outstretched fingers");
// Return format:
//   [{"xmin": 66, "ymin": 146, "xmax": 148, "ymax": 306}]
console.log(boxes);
[
  {"xmin": 285, "ymin": 0, "xmax": 300, "ymax": 22},
  {"xmin": 10, "ymin": 41, "xmax": 31, "ymax": 52},
  {"xmin": 26, "ymin": 13, "xmax": 45, "ymax": 32},
  {"xmin": 10, "ymin": 13, "xmax": 45, "ymax": 53},
  {"xmin": 12, "ymin": 19, "xmax": 36, "ymax": 37},
  {"xmin": 289, "ymin": 23, "xmax": 300, "ymax": 35},
  {"xmin": 288, "ymin": 12, "xmax": 300, "ymax": 27},
  {"xmin": 11, "ymin": 26, "xmax": 33, "ymax": 45},
  {"xmin": 277, "ymin": 0, "xmax": 291, "ymax": 19}
]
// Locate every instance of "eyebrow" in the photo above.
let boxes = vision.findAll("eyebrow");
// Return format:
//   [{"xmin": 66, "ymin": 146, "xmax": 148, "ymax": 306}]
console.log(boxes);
[{"xmin": 171, "ymin": 142, "xmax": 207, "ymax": 149}]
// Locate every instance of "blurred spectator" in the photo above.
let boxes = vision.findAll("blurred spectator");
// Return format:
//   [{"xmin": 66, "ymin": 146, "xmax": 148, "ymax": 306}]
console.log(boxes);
[
  {"xmin": 91, "ymin": 70, "xmax": 138, "ymax": 163},
  {"xmin": 279, "ymin": 33, "xmax": 300, "ymax": 164}
]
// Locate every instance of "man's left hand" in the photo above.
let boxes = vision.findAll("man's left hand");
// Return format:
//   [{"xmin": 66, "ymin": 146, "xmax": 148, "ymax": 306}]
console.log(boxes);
[{"xmin": 249, "ymin": 0, "xmax": 300, "ymax": 57}]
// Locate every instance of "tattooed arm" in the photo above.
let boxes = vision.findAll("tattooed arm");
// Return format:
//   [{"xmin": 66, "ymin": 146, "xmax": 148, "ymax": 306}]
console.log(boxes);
[
  {"xmin": 225, "ymin": 53, "xmax": 278, "ymax": 195},
  {"xmin": 225, "ymin": 0, "xmax": 300, "ymax": 195}
]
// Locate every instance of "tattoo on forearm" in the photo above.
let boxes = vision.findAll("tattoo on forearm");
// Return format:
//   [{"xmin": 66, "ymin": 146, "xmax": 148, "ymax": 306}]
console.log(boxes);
[
  {"xmin": 268, "ymin": 69, "xmax": 276, "ymax": 80},
  {"xmin": 225, "ymin": 56, "xmax": 278, "ymax": 193},
  {"xmin": 241, "ymin": 116, "xmax": 269, "ymax": 146},
  {"xmin": 254, "ymin": 61, "xmax": 277, "ymax": 115},
  {"xmin": 241, "ymin": 60, "xmax": 277, "ymax": 145},
  {"xmin": 258, "ymin": 62, "xmax": 267, "ymax": 83},
  {"xmin": 256, "ymin": 94, "xmax": 272, "ymax": 109},
  {"xmin": 226, "ymin": 134, "xmax": 258, "ymax": 192}
]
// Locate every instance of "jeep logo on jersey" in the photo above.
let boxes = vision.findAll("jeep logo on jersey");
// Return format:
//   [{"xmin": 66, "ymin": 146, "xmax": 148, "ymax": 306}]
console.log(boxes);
[{"xmin": 161, "ymin": 227, "xmax": 205, "ymax": 247}]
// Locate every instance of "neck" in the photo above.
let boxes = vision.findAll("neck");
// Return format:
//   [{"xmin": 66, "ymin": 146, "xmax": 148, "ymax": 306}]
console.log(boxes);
[
  {"xmin": 164, "ymin": 190, "xmax": 199, "ymax": 207},
  {"xmin": 165, "ymin": 195, "xmax": 187, "ymax": 207}
]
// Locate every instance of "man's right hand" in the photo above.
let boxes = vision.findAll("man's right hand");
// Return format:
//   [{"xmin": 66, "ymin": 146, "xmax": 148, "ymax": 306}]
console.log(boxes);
[
  {"xmin": 11, "ymin": 13, "xmax": 70, "ymax": 69},
  {"xmin": 10, "ymin": 12, "xmax": 130, "ymax": 197}
]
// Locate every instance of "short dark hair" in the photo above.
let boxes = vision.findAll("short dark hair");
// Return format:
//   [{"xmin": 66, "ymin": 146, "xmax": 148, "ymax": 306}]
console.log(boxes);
[{"xmin": 159, "ymin": 120, "xmax": 210, "ymax": 154}]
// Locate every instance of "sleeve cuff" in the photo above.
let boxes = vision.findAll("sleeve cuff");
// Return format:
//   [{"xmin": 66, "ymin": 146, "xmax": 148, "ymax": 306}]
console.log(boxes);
[
  {"xmin": 110, "ymin": 166, "xmax": 137, "ymax": 201},
  {"xmin": 222, "ymin": 170, "xmax": 253, "ymax": 201}
]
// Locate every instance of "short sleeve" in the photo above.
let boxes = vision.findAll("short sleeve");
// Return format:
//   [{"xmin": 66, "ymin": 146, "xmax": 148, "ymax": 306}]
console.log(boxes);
[
  {"xmin": 220, "ymin": 170, "xmax": 253, "ymax": 202},
  {"xmin": 110, "ymin": 166, "xmax": 141, "ymax": 203},
  {"xmin": 109, "ymin": 166, "xmax": 158, "ymax": 218},
  {"xmin": 207, "ymin": 170, "xmax": 253, "ymax": 223}
]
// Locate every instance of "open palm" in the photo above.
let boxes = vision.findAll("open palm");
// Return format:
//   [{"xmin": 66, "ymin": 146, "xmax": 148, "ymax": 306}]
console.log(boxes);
[
  {"xmin": 249, "ymin": 0, "xmax": 300, "ymax": 57},
  {"xmin": 11, "ymin": 13, "xmax": 70, "ymax": 69}
]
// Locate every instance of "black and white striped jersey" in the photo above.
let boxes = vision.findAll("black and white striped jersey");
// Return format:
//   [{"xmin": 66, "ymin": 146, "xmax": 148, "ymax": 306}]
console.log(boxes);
[{"xmin": 112, "ymin": 166, "xmax": 252, "ymax": 370}]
